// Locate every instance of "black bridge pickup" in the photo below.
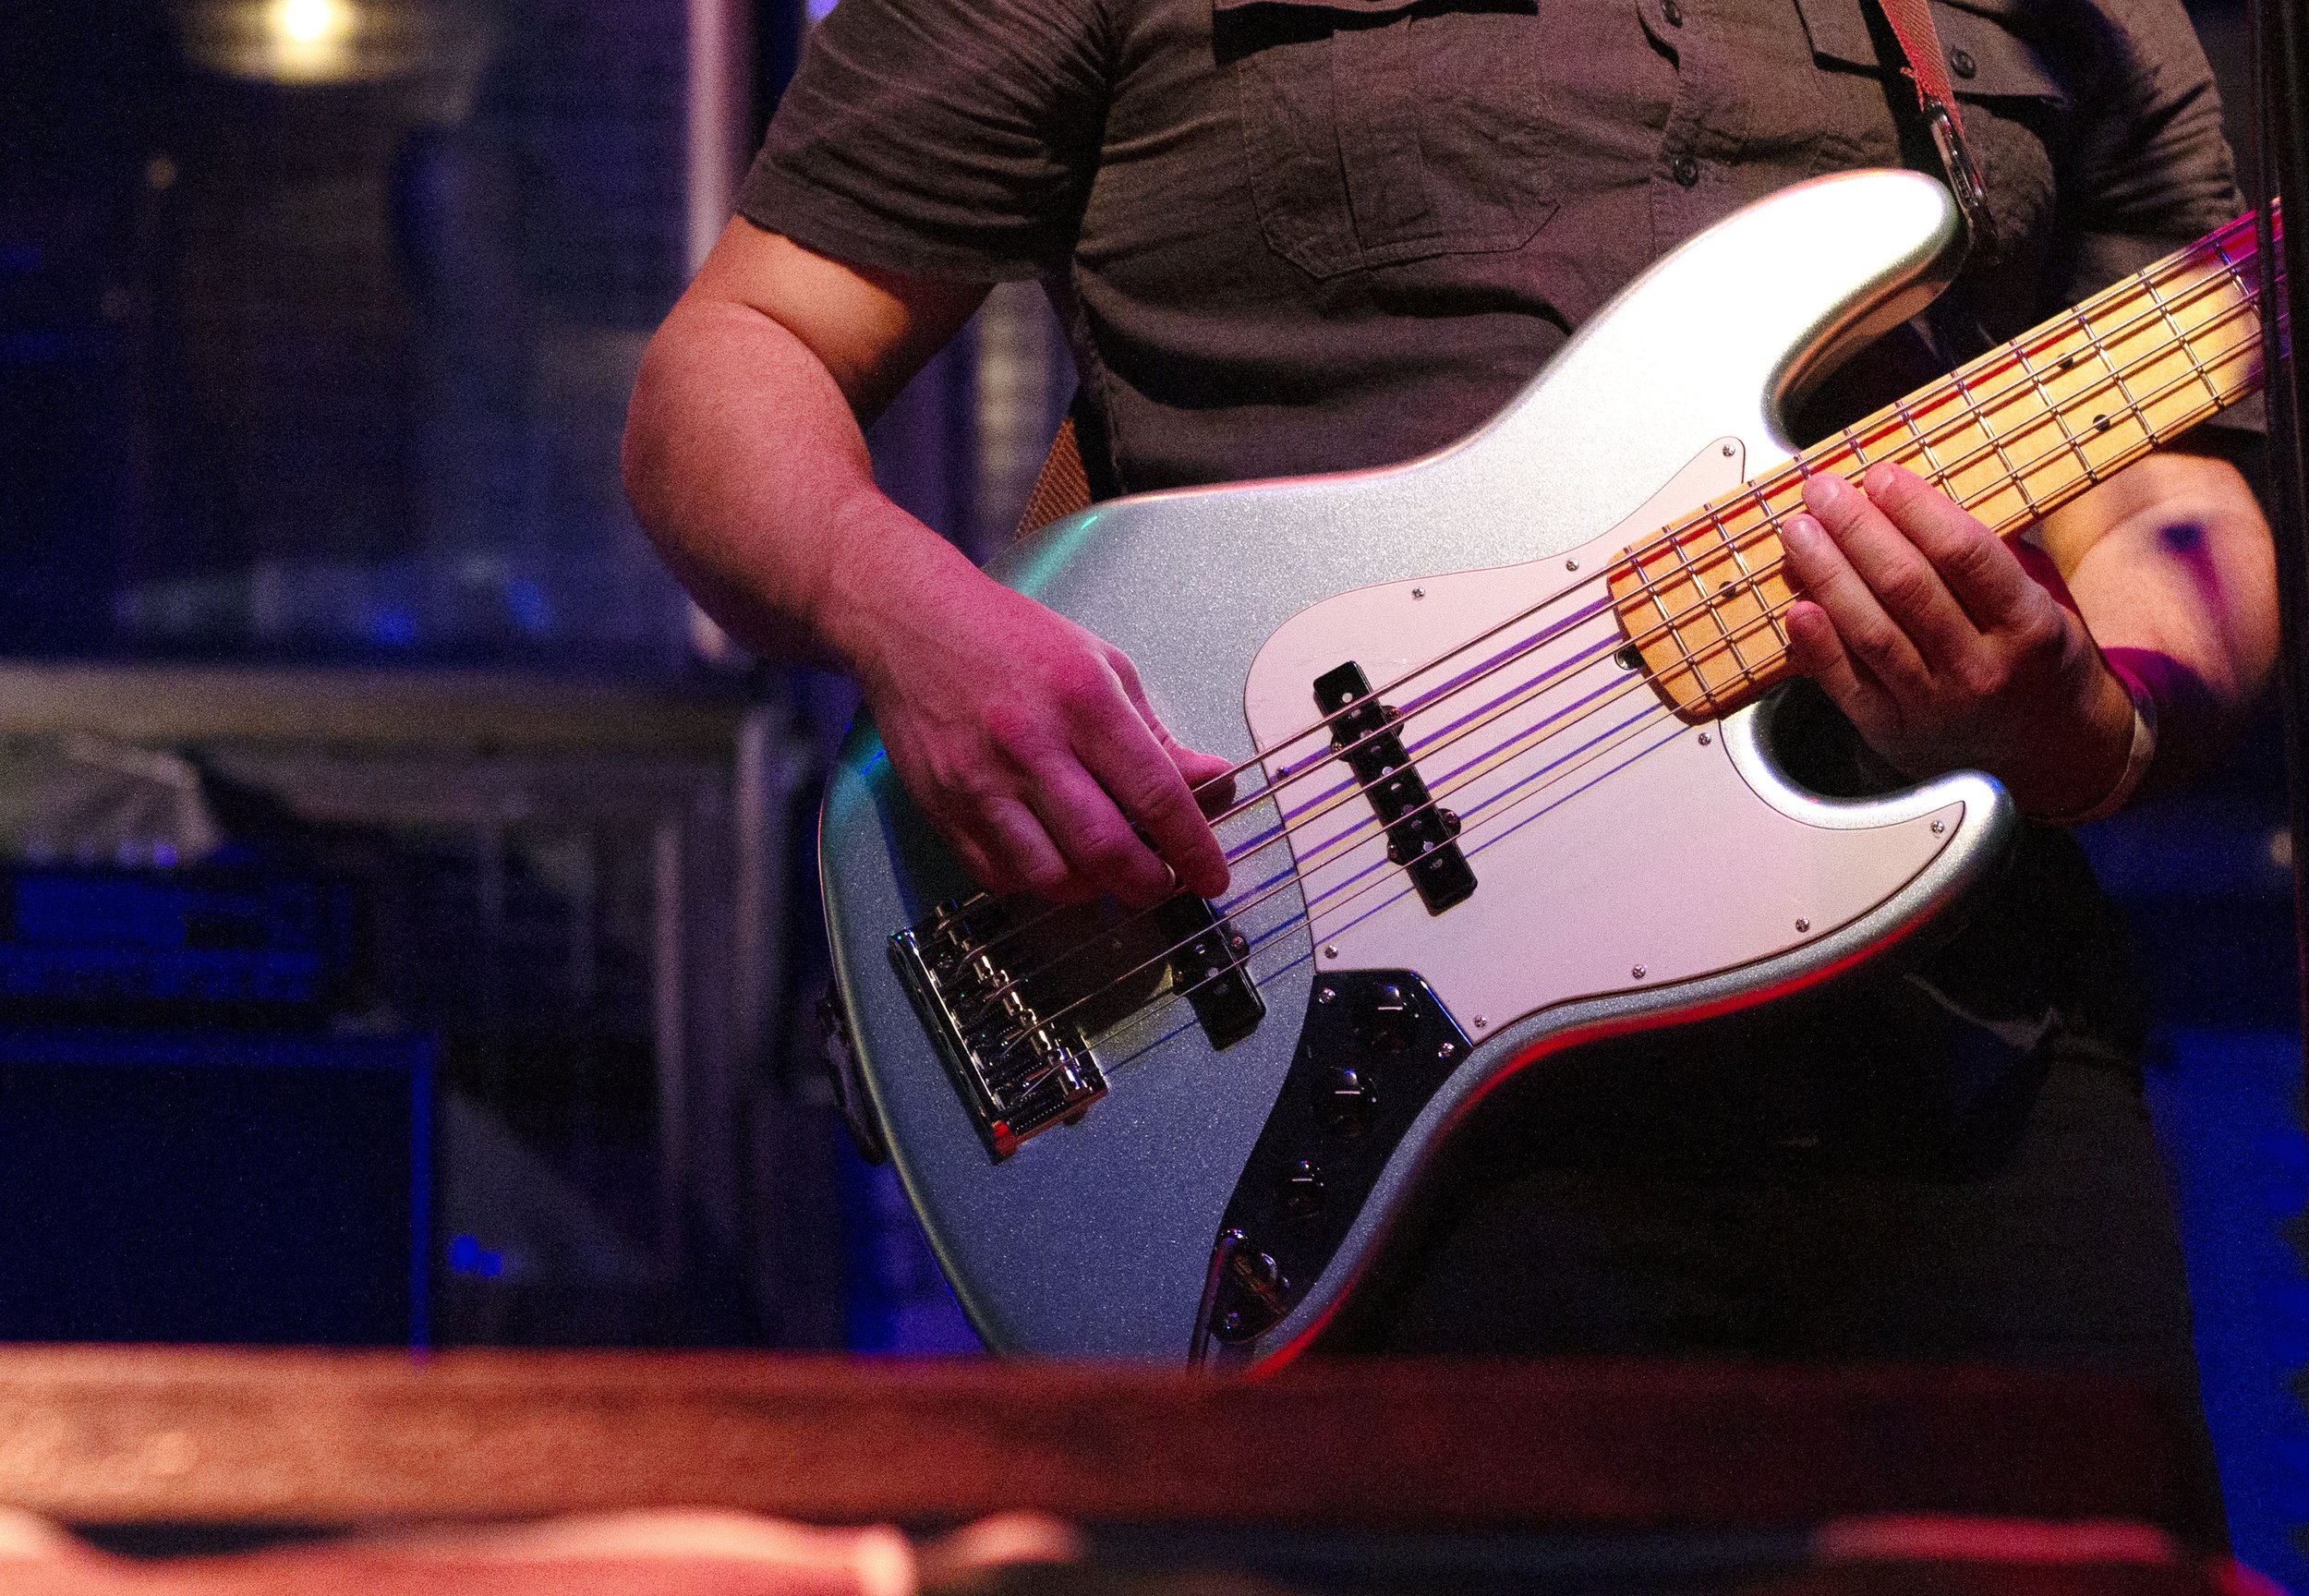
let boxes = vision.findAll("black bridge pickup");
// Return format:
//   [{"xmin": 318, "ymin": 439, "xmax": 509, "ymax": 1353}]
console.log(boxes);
[
  {"xmin": 1312, "ymin": 661, "xmax": 1476, "ymax": 915},
  {"xmin": 1154, "ymin": 894, "xmax": 1264, "ymax": 1049}
]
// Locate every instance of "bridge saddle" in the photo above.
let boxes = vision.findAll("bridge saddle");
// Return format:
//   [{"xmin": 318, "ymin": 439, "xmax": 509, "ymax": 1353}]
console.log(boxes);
[{"xmin": 890, "ymin": 887, "xmax": 1263, "ymax": 1162}]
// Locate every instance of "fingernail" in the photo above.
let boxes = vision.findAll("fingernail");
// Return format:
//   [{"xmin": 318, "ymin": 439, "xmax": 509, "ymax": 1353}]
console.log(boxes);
[{"xmin": 1782, "ymin": 514, "xmax": 1821, "ymax": 555}]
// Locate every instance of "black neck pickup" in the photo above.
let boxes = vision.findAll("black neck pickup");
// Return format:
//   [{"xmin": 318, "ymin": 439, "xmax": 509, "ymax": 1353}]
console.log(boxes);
[{"xmin": 1312, "ymin": 661, "xmax": 1476, "ymax": 916}]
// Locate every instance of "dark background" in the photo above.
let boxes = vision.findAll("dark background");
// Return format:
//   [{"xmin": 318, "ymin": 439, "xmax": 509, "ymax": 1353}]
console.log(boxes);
[{"xmin": 0, "ymin": 0, "xmax": 2301, "ymax": 1579}]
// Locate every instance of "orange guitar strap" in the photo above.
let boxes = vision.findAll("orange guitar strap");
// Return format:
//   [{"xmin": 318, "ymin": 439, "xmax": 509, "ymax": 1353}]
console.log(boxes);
[
  {"xmin": 1868, "ymin": 0, "xmax": 2001, "ymax": 252},
  {"xmin": 1017, "ymin": 414, "xmax": 1095, "ymax": 538},
  {"xmin": 1012, "ymin": 0, "xmax": 1996, "ymax": 538}
]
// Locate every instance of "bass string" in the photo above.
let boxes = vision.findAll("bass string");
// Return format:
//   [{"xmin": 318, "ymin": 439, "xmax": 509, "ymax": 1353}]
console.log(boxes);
[
  {"xmin": 1170, "ymin": 214, "xmax": 2276, "ymax": 813},
  {"xmin": 951, "ymin": 253, "xmax": 2272, "ymax": 973},
  {"xmin": 1098, "ymin": 709, "xmax": 1700, "ymax": 1084},
  {"xmin": 997, "ymin": 672, "xmax": 1699, "ymax": 1070},
  {"xmin": 976, "ymin": 305, "xmax": 2276, "ymax": 1067},
  {"xmin": 957, "ymin": 296, "xmax": 2271, "ymax": 1026}
]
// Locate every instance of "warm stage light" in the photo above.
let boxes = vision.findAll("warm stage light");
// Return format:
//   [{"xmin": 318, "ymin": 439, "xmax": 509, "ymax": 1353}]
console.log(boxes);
[
  {"xmin": 173, "ymin": 0, "xmax": 460, "ymax": 86},
  {"xmin": 275, "ymin": 0, "xmax": 347, "ymax": 46},
  {"xmin": 266, "ymin": 0, "xmax": 356, "ymax": 77}
]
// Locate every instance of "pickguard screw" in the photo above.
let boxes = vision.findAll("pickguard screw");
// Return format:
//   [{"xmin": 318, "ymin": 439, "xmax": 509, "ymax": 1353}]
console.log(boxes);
[
  {"xmin": 1930, "ymin": 819, "xmax": 1946, "ymax": 834},
  {"xmin": 1317, "ymin": 985, "xmax": 1336, "ymax": 1003},
  {"xmin": 1632, "ymin": 964, "xmax": 1648, "ymax": 979},
  {"xmin": 1411, "ymin": 586, "xmax": 1426, "ymax": 599},
  {"xmin": 1697, "ymin": 732, "xmax": 1711, "ymax": 745},
  {"xmin": 1229, "ymin": 934, "xmax": 1249, "ymax": 954},
  {"xmin": 1723, "ymin": 443, "xmax": 1736, "ymax": 456},
  {"xmin": 1438, "ymin": 1042, "xmax": 1457, "ymax": 1059},
  {"xmin": 1795, "ymin": 918, "xmax": 1810, "ymax": 933},
  {"xmin": 1473, "ymin": 1015, "xmax": 1487, "ymax": 1029},
  {"xmin": 1323, "ymin": 944, "xmax": 1338, "ymax": 959},
  {"xmin": 1220, "ymin": 1311, "xmax": 1243, "ymax": 1336},
  {"xmin": 1566, "ymin": 558, "xmax": 1579, "ymax": 572}
]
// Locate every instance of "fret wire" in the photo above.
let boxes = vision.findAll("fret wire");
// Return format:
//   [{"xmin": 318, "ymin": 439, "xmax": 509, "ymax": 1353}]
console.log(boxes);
[
  {"xmin": 2050, "ymin": 309, "xmax": 2108, "ymax": 486},
  {"xmin": 1948, "ymin": 364, "xmax": 2042, "ymax": 519},
  {"xmin": 2207, "ymin": 230, "xmax": 2285, "ymax": 364},
  {"xmin": 1628, "ymin": 305, "xmax": 2266, "ymax": 714},
  {"xmin": 2140, "ymin": 267, "xmax": 2227, "ymax": 411},
  {"xmin": 1617, "ymin": 264, "xmax": 2272, "ymax": 710},
  {"xmin": 1706, "ymin": 504, "xmax": 1788, "ymax": 654},
  {"xmin": 1629, "ymin": 550, "xmax": 1709, "ymax": 701},
  {"xmin": 1719, "ymin": 510, "xmax": 1788, "ymax": 649},
  {"xmin": 2209, "ymin": 229, "xmax": 2259, "ymax": 308},
  {"xmin": 2006, "ymin": 333, "xmax": 2095, "ymax": 506},
  {"xmin": 1668, "ymin": 524, "xmax": 1755, "ymax": 687},
  {"xmin": 2083, "ymin": 288, "xmax": 2162, "ymax": 447},
  {"xmin": 1889, "ymin": 396, "xmax": 1950, "ymax": 489}
]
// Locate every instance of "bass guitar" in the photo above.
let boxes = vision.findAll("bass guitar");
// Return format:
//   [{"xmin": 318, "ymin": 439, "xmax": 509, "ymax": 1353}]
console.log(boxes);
[{"xmin": 818, "ymin": 169, "xmax": 2280, "ymax": 1364}]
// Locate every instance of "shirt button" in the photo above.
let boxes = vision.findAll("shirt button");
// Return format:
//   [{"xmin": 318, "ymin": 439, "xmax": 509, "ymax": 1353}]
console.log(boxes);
[
  {"xmin": 1671, "ymin": 155, "xmax": 1701, "ymax": 187},
  {"xmin": 1949, "ymin": 46, "xmax": 1977, "ymax": 77},
  {"xmin": 1663, "ymin": 0, "xmax": 1686, "ymax": 24}
]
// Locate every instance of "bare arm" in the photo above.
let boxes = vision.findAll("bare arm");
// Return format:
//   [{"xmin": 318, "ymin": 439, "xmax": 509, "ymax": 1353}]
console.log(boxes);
[
  {"xmin": 2037, "ymin": 449, "xmax": 2277, "ymax": 786},
  {"xmin": 623, "ymin": 221, "xmax": 1231, "ymax": 905},
  {"xmin": 621, "ymin": 219, "xmax": 990, "ymax": 667}
]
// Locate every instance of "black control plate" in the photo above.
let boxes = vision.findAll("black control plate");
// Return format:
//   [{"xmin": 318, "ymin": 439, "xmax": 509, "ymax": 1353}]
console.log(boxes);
[{"xmin": 1203, "ymin": 970, "xmax": 1469, "ymax": 1344}]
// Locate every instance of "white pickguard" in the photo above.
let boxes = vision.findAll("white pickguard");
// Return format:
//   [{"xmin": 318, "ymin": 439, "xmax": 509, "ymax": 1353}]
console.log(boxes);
[{"xmin": 1242, "ymin": 441, "xmax": 1962, "ymax": 1041}]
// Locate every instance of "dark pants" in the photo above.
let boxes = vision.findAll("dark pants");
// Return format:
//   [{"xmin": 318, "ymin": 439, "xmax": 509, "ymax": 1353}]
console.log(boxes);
[{"xmin": 1339, "ymin": 985, "xmax": 2220, "ymax": 1522}]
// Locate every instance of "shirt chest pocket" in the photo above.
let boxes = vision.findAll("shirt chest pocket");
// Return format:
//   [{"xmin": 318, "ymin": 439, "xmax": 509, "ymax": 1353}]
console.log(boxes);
[
  {"xmin": 1216, "ymin": 0, "xmax": 1557, "ymax": 280},
  {"xmin": 1793, "ymin": 0, "xmax": 2068, "ymax": 262}
]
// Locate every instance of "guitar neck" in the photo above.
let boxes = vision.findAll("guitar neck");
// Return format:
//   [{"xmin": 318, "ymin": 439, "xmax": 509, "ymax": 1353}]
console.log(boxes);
[{"xmin": 1610, "ymin": 205, "xmax": 2286, "ymax": 720}]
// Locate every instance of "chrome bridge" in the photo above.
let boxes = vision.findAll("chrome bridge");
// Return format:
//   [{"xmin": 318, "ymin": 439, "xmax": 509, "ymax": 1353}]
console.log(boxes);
[
  {"xmin": 890, "ymin": 901, "xmax": 1106, "ymax": 1160},
  {"xmin": 891, "ymin": 888, "xmax": 1265, "ymax": 1162}
]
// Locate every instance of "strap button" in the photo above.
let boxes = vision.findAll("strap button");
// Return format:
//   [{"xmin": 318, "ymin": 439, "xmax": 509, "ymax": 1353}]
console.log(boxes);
[
  {"xmin": 1671, "ymin": 155, "xmax": 1701, "ymax": 187},
  {"xmin": 1949, "ymin": 47, "xmax": 1977, "ymax": 78}
]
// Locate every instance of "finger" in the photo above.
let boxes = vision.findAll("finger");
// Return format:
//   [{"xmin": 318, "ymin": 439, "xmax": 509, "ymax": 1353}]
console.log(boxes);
[
  {"xmin": 963, "ymin": 795, "xmax": 1078, "ymax": 901},
  {"xmin": 1026, "ymin": 758, "xmax": 1179, "ymax": 907},
  {"xmin": 1783, "ymin": 597, "xmax": 1898, "ymax": 739},
  {"xmin": 1803, "ymin": 470, "xmax": 1977, "ymax": 671},
  {"xmin": 1860, "ymin": 462, "xmax": 2049, "ymax": 634},
  {"xmin": 1084, "ymin": 653, "xmax": 1232, "ymax": 897},
  {"xmin": 1780, "ymin": 506, "xmax": 1932, "ymax": 698},
  {"xmin": 1172, "ymin": 744, "xmax": 1239, "ymax": 816},
  {"xmin": 1103, "ymin": 646, "xmax": 1239, "ymax": 810}
]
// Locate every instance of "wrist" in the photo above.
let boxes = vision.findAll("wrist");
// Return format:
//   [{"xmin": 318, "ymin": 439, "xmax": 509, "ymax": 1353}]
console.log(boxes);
[
  {"xmin": 811, "ymin": 498, "xmax": 984, "ymax": 685},
  {"xmin": 2032, "ymin": 656, "xmax": 2158, "ymax": 824}
]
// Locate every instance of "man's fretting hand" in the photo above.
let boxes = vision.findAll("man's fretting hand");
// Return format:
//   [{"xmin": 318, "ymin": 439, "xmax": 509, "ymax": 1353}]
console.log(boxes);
[
  {"xmin": 840, "ymin": 548, "xmax": 1235, "ymax": 907},
  {"xmin": 1779, "ymin": 462, "xmax": 2136, "ymax": 818}
]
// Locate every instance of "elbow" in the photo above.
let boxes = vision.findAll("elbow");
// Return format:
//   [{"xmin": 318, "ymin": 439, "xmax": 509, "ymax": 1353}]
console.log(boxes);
[{"xmin": 620, "ymin": 331, "xmax": 676, "ymax": 538}]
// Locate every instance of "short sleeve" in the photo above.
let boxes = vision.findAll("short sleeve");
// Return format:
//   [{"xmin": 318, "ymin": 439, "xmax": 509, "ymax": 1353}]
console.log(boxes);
[{"xmin": 736, "ymin": 0, "xmax": 1109, "ymax": 283}]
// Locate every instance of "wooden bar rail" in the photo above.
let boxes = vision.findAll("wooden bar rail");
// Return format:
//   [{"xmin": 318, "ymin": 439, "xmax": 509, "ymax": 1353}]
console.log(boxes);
[{"xmin": 0, "ymin": 1348, "xmax": 2215, "ymax": 1538}]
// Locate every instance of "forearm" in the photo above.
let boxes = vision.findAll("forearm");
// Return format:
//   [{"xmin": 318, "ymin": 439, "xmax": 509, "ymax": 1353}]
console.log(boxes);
[
  {"xmin": 620, "ymin": 294, "xmax": 980, "ymax": 671},
  {"xmin": 2043, "ymin": 449, "xmax": 2278, "ymax": 786}
]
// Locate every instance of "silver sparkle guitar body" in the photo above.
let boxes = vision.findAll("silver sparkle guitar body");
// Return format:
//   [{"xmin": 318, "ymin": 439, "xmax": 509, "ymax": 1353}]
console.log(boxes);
[{"xmin": 818, "ymin": 171, "xmax": 2016, "ymax": 1362}]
